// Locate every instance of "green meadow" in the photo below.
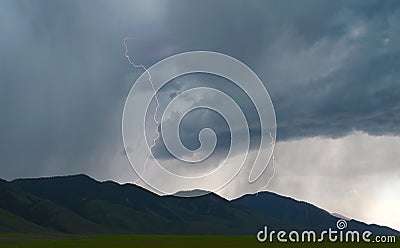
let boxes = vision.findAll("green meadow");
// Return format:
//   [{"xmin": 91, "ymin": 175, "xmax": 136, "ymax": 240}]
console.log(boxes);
[{"xmin": 0, "ymin": 235, "xmax": 398, "ymax": 248}]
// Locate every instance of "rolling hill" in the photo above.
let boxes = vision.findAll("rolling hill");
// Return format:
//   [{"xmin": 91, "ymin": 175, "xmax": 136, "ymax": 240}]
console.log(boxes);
[{"xmin": 0, "ymin": 175, "xmax": 397, "ymax": 236}]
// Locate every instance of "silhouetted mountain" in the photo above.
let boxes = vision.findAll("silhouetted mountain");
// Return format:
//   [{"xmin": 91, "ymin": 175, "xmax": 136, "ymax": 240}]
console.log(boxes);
[
  {"xmin": 0, "ymin": 175, "xmax": 397, "ymax": 236},
  {"xmin": 234, "ymin": 192, "xmax": 399, "ymax": 236},
  {"xmin": 7, "ymin": 175, "xmax": 286, "ymax": 234},
  {"xmin": 0, "ymin": 178, "xmax": 112, "ymax": 234}
]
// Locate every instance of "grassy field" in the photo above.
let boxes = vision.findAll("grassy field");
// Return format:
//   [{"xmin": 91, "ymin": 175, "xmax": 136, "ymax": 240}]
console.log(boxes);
[{"xmin": 0, "ymin": 234, "xmax": 398, "ymax": 248}]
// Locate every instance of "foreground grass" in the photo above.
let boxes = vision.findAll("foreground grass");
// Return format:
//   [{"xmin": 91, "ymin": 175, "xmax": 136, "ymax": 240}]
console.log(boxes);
[{"xmin": 0, "ymin": 234, "xmax": 398, "ymax": 248}]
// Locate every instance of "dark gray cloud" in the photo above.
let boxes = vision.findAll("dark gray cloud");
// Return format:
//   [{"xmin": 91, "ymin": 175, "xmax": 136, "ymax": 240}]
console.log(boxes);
[
  {"xmin": 274, "ymin": 50, "xmax": 400, "ymax": 140},
  {"xmin": 0, "ymin": 0, "xmax": 399, "ymax": 180}
]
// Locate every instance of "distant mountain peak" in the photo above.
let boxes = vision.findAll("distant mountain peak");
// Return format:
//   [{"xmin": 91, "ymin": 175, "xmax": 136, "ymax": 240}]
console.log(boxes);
[
  {"xmin": 331, "ymin": 212, "xmax": 351, "ymax": 221},
  {"xmin": 173, "ymin": 189, "xmax": 211, "ymax": 197}
]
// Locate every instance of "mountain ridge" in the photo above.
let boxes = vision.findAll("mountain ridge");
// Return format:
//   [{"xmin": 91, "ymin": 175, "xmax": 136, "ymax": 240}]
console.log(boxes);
[{"xmin": 0, "ymin": 174, "xmax": 397, "ymax": 236}]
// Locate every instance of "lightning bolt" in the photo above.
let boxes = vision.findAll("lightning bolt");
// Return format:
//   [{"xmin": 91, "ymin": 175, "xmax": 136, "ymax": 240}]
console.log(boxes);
[
  {"xmin": 123, "ymin": 38, "xmax": 276, "ymax": 192},
  {"xmin": 123, "ymin": 38, "xmax": 160, "ymax": 184},
  {"xmin": 256, "ymin": 131, "xmax": 276, "ymax": 196},
  {"xmin": 123, "ymin": 38, "xmax": 160, "ymax": 150}
]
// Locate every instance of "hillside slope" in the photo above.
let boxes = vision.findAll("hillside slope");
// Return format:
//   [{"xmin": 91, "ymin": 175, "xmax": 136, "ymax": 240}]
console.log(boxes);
[{"xmin": 0, "ymin": 175, "xmax": 395, "ymax": 236}]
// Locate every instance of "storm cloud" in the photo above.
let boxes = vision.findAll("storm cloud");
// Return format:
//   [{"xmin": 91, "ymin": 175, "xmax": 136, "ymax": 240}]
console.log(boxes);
[{"xmin": 0, "ymin": 0, "xmax": 399, "ymax": 228}]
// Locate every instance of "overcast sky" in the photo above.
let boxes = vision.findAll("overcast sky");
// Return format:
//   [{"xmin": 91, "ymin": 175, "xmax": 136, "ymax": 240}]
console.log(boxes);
[{"xmin": 0, "ymin": 0, "xmax": 399, "ymax": 230}]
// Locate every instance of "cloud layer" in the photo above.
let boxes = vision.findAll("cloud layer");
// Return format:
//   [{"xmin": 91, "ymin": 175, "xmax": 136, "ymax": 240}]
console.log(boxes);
[{"xmin": 0, "ymin": 0, "xmax": 399, "ymax": 229}]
